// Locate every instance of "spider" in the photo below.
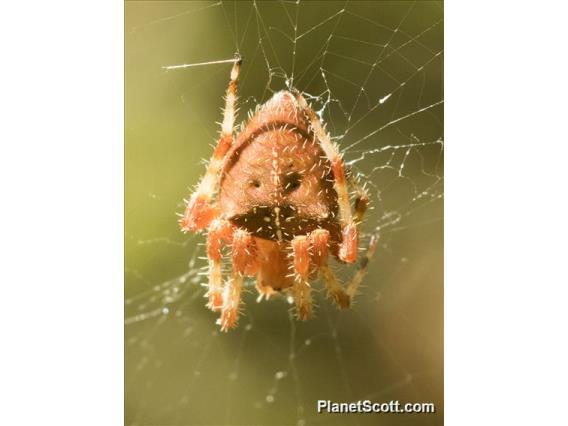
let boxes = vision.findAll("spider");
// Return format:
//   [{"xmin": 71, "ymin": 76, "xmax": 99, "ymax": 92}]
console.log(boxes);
[{"xmin": 180, "ymin": 56, "xmax": 378, "ymax": 331}]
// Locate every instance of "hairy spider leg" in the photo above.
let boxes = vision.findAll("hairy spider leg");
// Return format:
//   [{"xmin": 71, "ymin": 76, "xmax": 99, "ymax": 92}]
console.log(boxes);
[
  {"xmin": 316, "ymin": 230, "xmax": 380, "ymax": 307},
  {"xmin": 349, "ymin": 174, "xmax": 370, "ymax": 224},
  {"xmin": 309, "ymin": 229, "xmax": 350, "ymax": 309},
  {"xmin": 291, "ymin": 90, "xmax": 358, "ymax": 264},
  {"xmin": 205, "ymin": 219, "xmax": 234, "ymax": 311},
  {"xmin": 291, "ymin": 235, "xmax": 313, "ymax": 320},
  {"xmin": 180, "ymin": 57, "xmax": 242, "ymax": 232},
  {"xmin": 344, "ymin": 233, "xmax": 379, "ymax": 299},
  {"xmin": 220, "ymin": 228, "xmax": 257, "ymax": 331}
]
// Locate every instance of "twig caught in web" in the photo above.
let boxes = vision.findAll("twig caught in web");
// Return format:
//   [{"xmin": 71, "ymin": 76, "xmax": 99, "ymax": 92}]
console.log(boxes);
[{"xmin": 162, "ymin": 57, "xmax": 240, "ymax": 70}]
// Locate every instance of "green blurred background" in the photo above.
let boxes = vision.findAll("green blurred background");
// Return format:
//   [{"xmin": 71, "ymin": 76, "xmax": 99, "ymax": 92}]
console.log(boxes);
[{"xmin": 125, "ymin": 1, "xmax": 443, "ymax": 425}]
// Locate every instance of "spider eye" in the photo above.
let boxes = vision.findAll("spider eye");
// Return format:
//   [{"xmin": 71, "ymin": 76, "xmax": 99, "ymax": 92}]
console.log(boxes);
[
  {"xmin": 250, "ymin": 179, "xmax": 261, "ymax": 188},
  {"xmin": 283, "ymin": 172, "xmax": 302, "ymax": 194}
]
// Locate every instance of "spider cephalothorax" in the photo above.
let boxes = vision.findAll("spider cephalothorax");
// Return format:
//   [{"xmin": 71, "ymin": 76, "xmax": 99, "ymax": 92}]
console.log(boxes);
[{"xmin": 180, "ymin": 57, "xmax": 377, "ymax": 331}]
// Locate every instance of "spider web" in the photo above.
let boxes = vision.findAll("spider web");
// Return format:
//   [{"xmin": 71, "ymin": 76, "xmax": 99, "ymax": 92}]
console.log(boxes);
[{"xmin": 125, "ymin": 1, "xmax": 443, "ymax": 425}]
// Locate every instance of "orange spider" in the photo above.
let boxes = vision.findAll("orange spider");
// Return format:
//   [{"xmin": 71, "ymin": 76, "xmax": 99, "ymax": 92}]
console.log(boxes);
[{"xmin": 180, "ymin": 55, "xmax": 377, "ymax": 331}]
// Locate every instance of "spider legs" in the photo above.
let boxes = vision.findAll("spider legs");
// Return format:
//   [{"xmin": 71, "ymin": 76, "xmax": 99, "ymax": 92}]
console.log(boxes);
[
  {"xmin": 180, "ymin": 58, "xmax": 241, "ymax": 232},
  {"xmin": 292, "ymin": 229, "xmax": 349, "ymax": 320},
  {"xmin": 210, "ymin": 225, "xmax": 377, "ymax": 329},
  {"xmin": 309, "ymin": 229, "xmax": 350, "ymax": 309},
  {"xmin": 290, "ymin": 228, "xmax": 379, "ymax": 317},
  {"xmin": 290, "ymin": 230, "xmax": 349, "ymax": 320},
  {"xmin": 291, "ymin": 236, "xmax": 313, "ymax": 320},
  {"xmin": 207, "ymin": 221, "xmax": 259, "ymax": 331},
  {"xmin": 343, "ymin": 233, "xmax": 379, "ymax": 300},
  {"xmin": 219, "ymin": 228, "xmax": 257, "ymax": 332},
  {"xmin": 320, "ymin": 231, "xmax": 379, "ymax": 307},
  {"xmin": 291, "ymin": 230, "xmax": 346, "ymax": 319},
  {"xmin": 205, "ymin": 219, "xmax": 234, "ymax": 311}
]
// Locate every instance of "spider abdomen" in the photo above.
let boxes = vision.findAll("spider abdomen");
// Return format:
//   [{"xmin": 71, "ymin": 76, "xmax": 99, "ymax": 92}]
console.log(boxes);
[{"xmin": 219, "ymin": 91, "xmax": 340, "ymax": 242}]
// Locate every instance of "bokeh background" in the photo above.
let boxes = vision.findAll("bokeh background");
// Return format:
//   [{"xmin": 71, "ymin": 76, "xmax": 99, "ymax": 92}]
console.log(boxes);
[{"xmin": 125, "ymin": 1, "xmax": 443, "ymax": 425}]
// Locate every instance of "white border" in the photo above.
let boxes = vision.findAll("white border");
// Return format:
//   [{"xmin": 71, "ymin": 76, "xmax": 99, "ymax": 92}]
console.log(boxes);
[
  {"xmin": 1, "ymin": 0, "xmax": 567, "ymax": 425},
  {"xmin": 0, "ymin": 1, "xmax": 123, "ymax": 425},
  {"xmin": 446, "ymin": 0, "xmax": 568, "ymax": 424}
]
